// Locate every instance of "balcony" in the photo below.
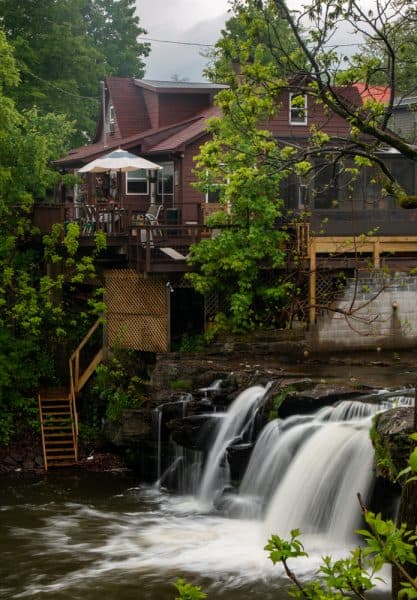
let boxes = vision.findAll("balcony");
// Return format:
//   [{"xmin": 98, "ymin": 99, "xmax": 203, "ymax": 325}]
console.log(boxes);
[{"xmin": 33, "ymin": 201, "xmax": 210, "ymax": 274}]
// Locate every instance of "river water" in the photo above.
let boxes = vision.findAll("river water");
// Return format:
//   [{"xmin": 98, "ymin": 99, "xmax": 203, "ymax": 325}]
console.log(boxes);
[
  {"xmin": 0, "ymin": 472, "xmax": 390, "ymax": 600},
  {"xmin": 1, "ymin": 382, "xmax": 407, "ymax": 599}
]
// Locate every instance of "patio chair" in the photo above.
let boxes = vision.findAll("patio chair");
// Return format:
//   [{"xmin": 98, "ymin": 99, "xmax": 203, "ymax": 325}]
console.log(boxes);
[
  {"xmin": 145, "ymin": 204, "xmax": 163, "ymax": 238},
  {"xmin": 82, "ymin": 204, "xmax": 96, "ymax": 235},
  {"xmin": 145, "ymin": 203, "xmax": 162, "ymax": 225}
]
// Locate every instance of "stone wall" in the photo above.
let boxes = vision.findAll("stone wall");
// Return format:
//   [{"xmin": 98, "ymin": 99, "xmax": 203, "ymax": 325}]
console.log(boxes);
[{"xmin": 309, "ymin": 272, "xmax": 417, "ymax": 351}]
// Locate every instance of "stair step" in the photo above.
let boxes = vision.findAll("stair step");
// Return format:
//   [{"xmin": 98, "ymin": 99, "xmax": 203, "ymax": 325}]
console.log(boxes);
[
  {"xmin": 41, "ymin": 397, "xmax": 69, "ymax": 402},
  {"xmin": 44, "ymin": 432, "xmax": 74, "ymax": 437},
  {"xmin": 43, "ymin": 426, "xmax": 73, "ymax": 431},
  {"xmin": 45, "ymin": 453, "xmax": 76, "ymax": 459}
]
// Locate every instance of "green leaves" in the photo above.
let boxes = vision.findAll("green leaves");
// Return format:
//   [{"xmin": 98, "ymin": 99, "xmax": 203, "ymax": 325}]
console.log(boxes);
[
  {"xmin": 174, "ymin": 579, "xmax": 207, "ymax": 600},
  {"xmin": 265, "ymin": 530, "xmax": 308, "ymax": 564}
]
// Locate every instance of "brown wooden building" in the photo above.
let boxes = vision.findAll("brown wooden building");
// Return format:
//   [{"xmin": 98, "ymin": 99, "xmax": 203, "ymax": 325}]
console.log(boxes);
[{"xmin": 35, "ymin": 77, "xmax": 417, "ymax": 350}]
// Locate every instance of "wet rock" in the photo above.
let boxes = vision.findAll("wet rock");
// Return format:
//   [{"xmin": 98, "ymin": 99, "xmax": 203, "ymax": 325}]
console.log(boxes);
[
  {"xmin": 34, "ymin": 455, "xmax": 44, "ymax": 467},
  {"xmin": 373, "ymin": 407, "xmax": 414, "ymax": 479},
  {"xmin": 280, "ymin": 383, "xmax": 367, "ymax": 417},
  {"xmin": 227, "ymin": 442, "xmax": 254, "ymax": 483},
  {"xmin": 104, "ymin": 410, "xmax": 151, "ymax": 446},
  {"xmin": 23, "ymin": 459, "xmax": 34, "ymax": 470},
  {"xmin": 169, "ymin": 414, "xmax": 220, "ymax": 452}
]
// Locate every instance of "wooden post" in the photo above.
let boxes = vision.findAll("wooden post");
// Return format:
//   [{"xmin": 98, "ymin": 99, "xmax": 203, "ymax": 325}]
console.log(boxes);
[
  {"xmin": 309, "ymin": 239, "xmax": 316, "ymax": 323},
  {"xmin": 373, "ymin": 239, "xmax": 380, "ymax": 269}
]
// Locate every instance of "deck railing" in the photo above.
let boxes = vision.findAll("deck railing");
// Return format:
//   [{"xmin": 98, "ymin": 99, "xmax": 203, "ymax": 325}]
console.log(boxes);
[{"xmin": 68, "ymin": 318, "xmax": 104, "ymax": 454}]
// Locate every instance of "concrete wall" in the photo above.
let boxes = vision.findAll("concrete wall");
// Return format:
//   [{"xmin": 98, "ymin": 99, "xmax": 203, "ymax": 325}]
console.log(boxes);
[{"xmin": 309, "ymin": 272, "xmax": 417, "ymax": 351}]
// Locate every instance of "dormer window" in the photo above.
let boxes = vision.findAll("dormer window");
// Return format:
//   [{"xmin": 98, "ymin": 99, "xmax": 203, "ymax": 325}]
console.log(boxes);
[{"xmin": 289, "ymin": 93, "xmax": 307, "ymax": 125}]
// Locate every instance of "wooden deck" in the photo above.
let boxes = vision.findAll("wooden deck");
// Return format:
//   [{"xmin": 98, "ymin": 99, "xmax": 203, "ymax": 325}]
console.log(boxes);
[
  {"xmin": 34, "ymin": 202, "xmax": 209, "ymax": 274},
  {"xmin": 33, "ymin": 203, "xmax": 417, "ymax": 279}
]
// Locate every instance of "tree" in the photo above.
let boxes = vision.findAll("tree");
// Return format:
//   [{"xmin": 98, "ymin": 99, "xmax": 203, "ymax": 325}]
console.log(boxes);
[
  {"xmin": 187, "ymin": 72, "xmax": 293, "ymax": 332},
  {"xmin": 0, "ymin": 29, "xmax": 105, "ymax": 443},
  {"xmin": 82, "ymin": 0, "xmax": 150, "ymax": 77},
  {"xmin": 204, "ymin": 0, "xmax": 302, "ymax": 84},
  {"xmin": 189, "ymin": 0, "xmax": 417, "ymax": 333},
  {"xmin": 0, "ymin": 0, "xmax": 150, "ymax": 144}
]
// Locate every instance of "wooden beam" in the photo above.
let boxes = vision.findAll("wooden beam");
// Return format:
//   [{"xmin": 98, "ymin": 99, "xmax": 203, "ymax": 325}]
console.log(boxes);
[{"xmin": 309, "ymin": 239, "xmax": 316, "ymax": 323}]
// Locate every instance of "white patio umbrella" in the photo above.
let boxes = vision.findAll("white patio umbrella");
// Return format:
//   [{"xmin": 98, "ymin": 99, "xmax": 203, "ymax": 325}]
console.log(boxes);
[
  {"xmin": 78, "ymin": 148, "xmax": 162, "ymax": 173},
  {"xmin": 78, "ymin": 148, "xmax": 162, "ymax": 205}
]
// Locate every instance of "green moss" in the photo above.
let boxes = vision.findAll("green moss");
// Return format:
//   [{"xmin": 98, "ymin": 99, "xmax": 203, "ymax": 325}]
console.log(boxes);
[
  {"xmin": 268, "ymin": 386, "xmax": 295, "ymax": 421},
  {"xmin": 170, "ymin": 379, "xmax": 193, "ymax": 391},
  {"xmin": 369, "ymin": 417, "xmax": 397, "ymax": 481}
]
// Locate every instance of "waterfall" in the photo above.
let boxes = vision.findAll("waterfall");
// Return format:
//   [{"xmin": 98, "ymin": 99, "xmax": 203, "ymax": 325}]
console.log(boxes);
[
  {"xmin": 198, "ymin": 385, "xmax": 265, "ymax": 506},
  {"xmin": 259, "ymin": 402, "xmax": 380, "ymax": 544},
  {"xmin": 158, "ymin": 442, "xmax": 203, "ymax": 494}
]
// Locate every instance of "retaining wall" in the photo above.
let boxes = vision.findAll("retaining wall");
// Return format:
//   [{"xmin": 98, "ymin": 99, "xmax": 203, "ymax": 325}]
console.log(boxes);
[{"xmin": 309, "ymin": 272, "xmax": 417, "ymax": 351}]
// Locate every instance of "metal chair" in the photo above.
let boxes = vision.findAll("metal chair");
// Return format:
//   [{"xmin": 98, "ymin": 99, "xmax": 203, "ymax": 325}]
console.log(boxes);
[{"xmin": 145, "ymin": 204, "xmax": 163, "ymax": 238}]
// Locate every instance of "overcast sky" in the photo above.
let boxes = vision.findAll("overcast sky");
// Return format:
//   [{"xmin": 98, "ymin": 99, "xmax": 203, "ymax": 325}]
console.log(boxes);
[
  {"xmin": 136, "ymin": 0, "xmax": 231, "ymax": 82},
  {"xmin": 135, "ymin": 0, "xmax": 366, "ymax": 83}
]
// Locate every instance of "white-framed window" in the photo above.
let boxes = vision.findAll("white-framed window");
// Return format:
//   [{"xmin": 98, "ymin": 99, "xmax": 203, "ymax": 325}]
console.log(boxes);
[
  {"xmin": 126, "ymin": 169, "xmax": 149, "ymax": 194},
  {"xmin": 289, "ymin": 93, "xmax": 308, "ymax": 125},
  {"xmin": 107, "ymin": 104, "xmax": 115, "ymax": 133},
  {"xmin": 157, "ymin": 161, "xmax": 174, "ymax": 205}
]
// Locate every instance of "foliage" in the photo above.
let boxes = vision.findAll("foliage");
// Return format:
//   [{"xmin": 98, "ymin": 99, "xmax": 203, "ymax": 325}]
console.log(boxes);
[
  {"xmin": 267, "ymin": 386, "xmax": 294, "ymax": 420},
  {"xmin": 369, "ymin": 419, "xmax": 398, "ymax": 482},
  {"xmin": 188, "ymin": 0, "xmax": 417, "ymax": 332},
  {"xmin": 178, "ymin": 333, "xmax": 205, "ymax": 353},
  {"xmin": 188, "ymin": 29, "xmax": 294, "ymax": 331},
  {"xmin": 91, "ymin": 350, "xmax": 150, "ymax": 423},
  {"xmin": 0, "ymin": 0, "xmax": 150, "ymax": 144},
  {"xmin": 0, "ymin": 31, "xmax": 104, "ymax": 443},
  {"xmin": 170, "ymin": 379, "xmax": 193, "ymax": 392},
  {"xmin": 174, "ymin": 578, "xmax": 207, "ymax": 600},
  {"xmin": 204, "ymin": 0, "xmax": 302, "ymax": 85}
]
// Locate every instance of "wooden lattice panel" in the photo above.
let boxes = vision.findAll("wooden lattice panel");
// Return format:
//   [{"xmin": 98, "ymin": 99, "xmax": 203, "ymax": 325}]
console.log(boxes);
[{"xmin": 105, "ymin": 269, "xmax": 169, "ymax": 352}]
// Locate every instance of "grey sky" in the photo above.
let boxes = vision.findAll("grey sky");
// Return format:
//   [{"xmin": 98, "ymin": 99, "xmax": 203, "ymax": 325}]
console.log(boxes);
[
  {"xmin": 136, "ymin": 0, "xmax": 231, "ymax": 81},
  {"xmin": 135, "ymin": 0, "xmax": 366, "ymax": 83}
]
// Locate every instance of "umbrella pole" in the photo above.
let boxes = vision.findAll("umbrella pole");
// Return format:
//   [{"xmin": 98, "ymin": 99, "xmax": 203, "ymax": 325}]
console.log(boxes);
[{"xmin": 149, "ymin": 169, "xmax": 156, "ymax": 206}]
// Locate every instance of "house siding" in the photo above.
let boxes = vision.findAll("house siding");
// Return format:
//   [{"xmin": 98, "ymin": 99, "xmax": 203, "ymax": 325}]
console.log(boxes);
[
  {"xmin": 267, "ymin": 93, "xmax": 352, "ymax": 138},
  {"xmin": 159, "ymin": 94, "xmax": 211, "ymax": 128},
  {"xmin": 181, "ymin": 136, "xmax": 208, "ymax": 222},
  {"xmin": 392, "ymin": 109, "xmax": 417, "ymax": 143},
  {"xmin": 142, "ymin": 88, "xmax": 160, "ymax": 129}
]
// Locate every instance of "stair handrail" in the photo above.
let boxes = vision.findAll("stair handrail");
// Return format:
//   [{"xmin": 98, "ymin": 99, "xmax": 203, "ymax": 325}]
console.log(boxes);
[{"xmin": 68, "ymin": 318, "xmax": 104, "ymax": 445}]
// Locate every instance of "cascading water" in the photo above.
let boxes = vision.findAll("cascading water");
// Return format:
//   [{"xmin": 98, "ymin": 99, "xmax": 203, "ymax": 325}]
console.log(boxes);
[
  {"xmin": 5, "ymin": 385, "xmax": 413, "ymax": 599},
  {"xmin": 198, "ymin": 385, "xmax": 266, "ymax": 506}
]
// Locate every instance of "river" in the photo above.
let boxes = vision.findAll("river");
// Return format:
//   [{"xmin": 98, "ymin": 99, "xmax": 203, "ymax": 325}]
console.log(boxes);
[
  {"xmin": 1, "ymin": 382, "xmax": 401, "ymax": 600},
  {"xmin": 0, "ymin": 471, "xmax": 391, "ymax": 600}
]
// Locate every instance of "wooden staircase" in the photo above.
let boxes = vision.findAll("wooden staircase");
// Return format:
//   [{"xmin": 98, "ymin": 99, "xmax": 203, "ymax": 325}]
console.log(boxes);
[
  {"xmin": 38, "ymin": 389, "xmax": 77, "ymax": 468},
  {"xmin": 39, "ymin": 319, "xmax": 104, "ymax": 470}
]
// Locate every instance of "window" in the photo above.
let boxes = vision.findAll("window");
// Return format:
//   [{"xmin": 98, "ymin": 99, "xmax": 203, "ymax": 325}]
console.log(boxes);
[
  {"xmin": 126, "ymin": 169, "xmax": 148, "ymax": 194},
  {"xmin": 157, "ymin": 162, "xmax": 174, "ymax": 205},
  {"xmin": 289, "ymin": 93, "xmax": 307, "ymax": 125},
  {"xmin": 108, "ymin": 104, "xmax": 115, "ymax": 133}
]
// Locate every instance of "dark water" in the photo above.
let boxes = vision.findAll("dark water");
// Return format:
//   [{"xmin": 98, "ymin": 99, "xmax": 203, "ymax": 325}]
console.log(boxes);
[{"xmin": 0, "ymin": 472, "xmax": 390, "ymax": 600}]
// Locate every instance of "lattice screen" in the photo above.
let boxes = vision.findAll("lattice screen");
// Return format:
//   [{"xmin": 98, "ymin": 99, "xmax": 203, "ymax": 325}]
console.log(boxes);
[
  {"xmin": 316, "ymin": 271, "xmax": 338, "ymax": 314},
  {"xmin": 105, "ymin": 269, "xmax": 169, "ymax": 352}
]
